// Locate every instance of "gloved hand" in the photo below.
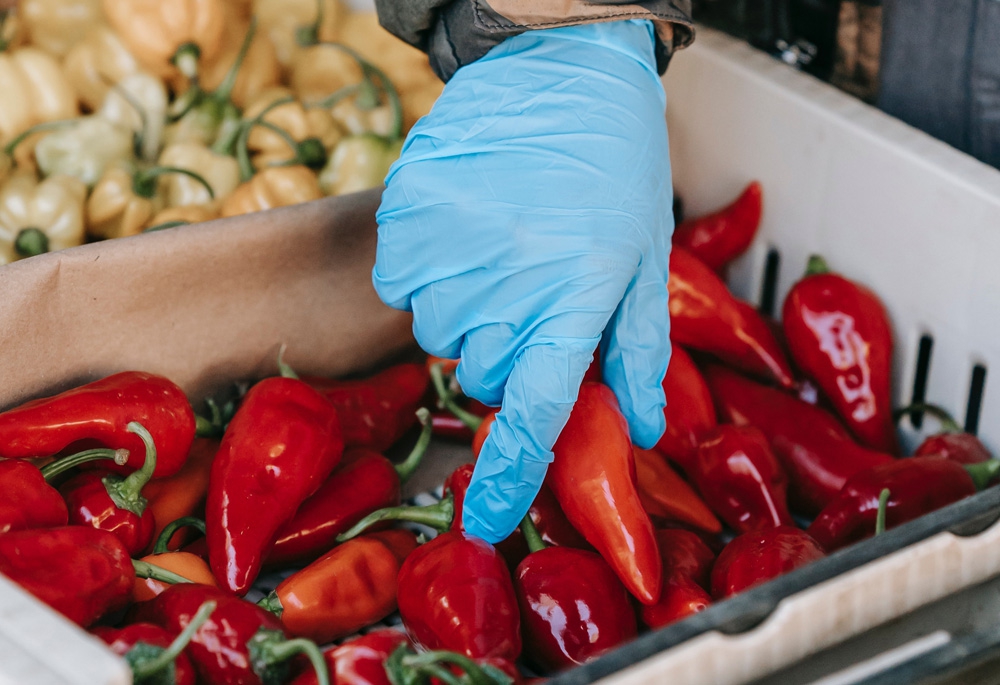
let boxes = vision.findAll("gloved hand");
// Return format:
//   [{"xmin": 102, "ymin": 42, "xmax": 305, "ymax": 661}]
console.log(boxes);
[{"xmin": 373, "ymin": 19, "xmax": 674, "ymax": 543}]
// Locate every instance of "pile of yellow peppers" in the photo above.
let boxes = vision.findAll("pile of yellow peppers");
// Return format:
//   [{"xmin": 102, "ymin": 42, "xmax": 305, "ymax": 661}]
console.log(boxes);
[{"xmin": 0, "ymin": 0, "xmax": 443, "ymax": 265}]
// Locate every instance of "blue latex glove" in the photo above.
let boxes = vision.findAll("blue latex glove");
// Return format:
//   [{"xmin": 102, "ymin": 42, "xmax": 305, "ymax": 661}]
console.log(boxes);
[{"xmin": 373, "ymin": 19, "xmax": 674, "ymax": 543}]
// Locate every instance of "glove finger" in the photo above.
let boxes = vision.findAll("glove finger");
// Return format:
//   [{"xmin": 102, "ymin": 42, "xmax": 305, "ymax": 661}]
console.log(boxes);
[
  {"xmin": 462, "ymin": 339, "xmax": 596, "ymax": 543},
  {"xmin": 601, "ymin": 253, "xmax": 670, "ymax": 448}
]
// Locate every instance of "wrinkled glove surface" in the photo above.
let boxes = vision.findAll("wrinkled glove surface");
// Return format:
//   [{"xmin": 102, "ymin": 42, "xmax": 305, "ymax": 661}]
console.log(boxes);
[{"xmin": 374, "ymin": 19, "xmax": 674, "ymax": 543}]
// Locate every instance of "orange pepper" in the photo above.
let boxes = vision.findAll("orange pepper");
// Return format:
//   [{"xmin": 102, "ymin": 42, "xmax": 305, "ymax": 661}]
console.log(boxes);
[
  {"xmin": 145, "ymin": 204, "xmax": 218, "ymax": 231},
  {"xmin": 21, "ymin": 0, "xmax": 102, "ymax": 58},
  {"xmin": 142, "ymin": 438, "xmax": 217, "ymax": 554},
  {"xmin": 633, "ymin": 447, "xmax": 722, "ymax": 534},
  {"xmin": 133, "ymin": 551, "xmax": 218, "ymax": 602},
  {"xmin": 62, "ymin": 26, "xmax": 142, "ymax": 112},
  {"xmin": 258, "ymin": 530, "xmax": 416, "ymax": 644},
  {"xmin": 255, "ymin": 0, "xmax": 344, "ymax": 72},
  {"xmin": 219, "ymin": 165, "xmax": 322, "ymax": 218}
]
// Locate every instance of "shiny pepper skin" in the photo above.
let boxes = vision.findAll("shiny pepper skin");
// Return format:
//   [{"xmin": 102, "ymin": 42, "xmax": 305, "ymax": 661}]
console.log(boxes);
[
  {"xmin": 207, "ymin": 376, "xmax": 344, "ymax": 595},
  {"xmin": 396, "ymin": 531, "xmax": 522, "ymax": 661},
  {"xmin": 219, "ymin": 165, "xmax": 323, "ymax": 217},
  {"xmin": 690, "ymin": 425, "xmax": 794, "ymax": 534},
  {"xmin": 711, "ymin": 526, "xmax": 826, "ymax": 599},
  {"xmin": 0, "ymin": 526, "xmax": 134, "ymax": 627},
  {"xmin": 633, "ymin": 446, "xmax": 722, "ymax": 534},
  {"xmin": 640, "ymin": 529, "xmax": 716, "ymax": 630},
  {"xmin": 0, "ymin": 371, "xmax": 195, "ymax": 479},
  {"xmin": 916, "ymin": 433, "xmax": 992, "ymax": 465},
  {"xmin": 92, "ymin": 622, "xmax": 198, "ymax": 685},
  {"xmin": 288, "ymin": 630, "xmax": 412, "ymax": 685},
  {"xmin": 515, "ymin": 547, "xmax": 637, "ymax": 672},
  {"xmin": 0, "ymin": 460, "xmax": 68, "ymax": 534},
  {"xmin": 672, "ymin": 181, "xmax": 763, "ymax": 271},
  {"xmin": 655, "ymin": 345, "xmax": 717, "ymax": 470},
  {"xmin": 60, "ymin": 471, "xmax": 156, "ymax": 555},
  {"xmin": 546, "ymin": 382, "xmax": 662, "ymax": 605},
  {"xmin": 782, "ymin": 256, "xmax": 899, "ymax": 454}
]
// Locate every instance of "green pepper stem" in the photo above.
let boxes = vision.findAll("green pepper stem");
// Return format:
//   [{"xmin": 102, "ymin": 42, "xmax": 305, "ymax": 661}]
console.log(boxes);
[
  {"xmin": 295, "ymin": 0, "xmax": 323, "ymax": 47},
  {"xmin": 875, "ymin": 488, "xmax": 890, "ymax": 536},
  {"xmin": 3, "ymin": 119, "xmax": 77, "ymax": 157},
  {"xmin": 235, "ymin": 96, "xmax": 297, "ymax": 181},
  {"xmin": 256, "ymin": 591, "xmax": 283, "ymax": 618},
  {"xmin": 214, "ymin": 18, "xmax": 257, "ymax": 104},
  {"xmin": 805, "ymin": 254, "xmax": 830, "ymax": 277},
  {"xmin": 144, "ymin": 220, "xmax": 190, "ymax": 233},
  {"xmin": 893, "ymin": 403, "xmax": 963, "ymax": 433},
  {"xmin": 171, "ymin": 43, "xmax": 202, "ymax": 81},
  {"xmin": 394, "ymin": 408, "xmax": 432, "ymax": 483},
  {"xmin": 420, "ymin": 665, "xmax": 464, "ymax": 685},
  {"xmin": 965, "ymin": 460, "xmax": 1000, "ymax": 491},
  {"xmin": 133, "ymin": 166, "xmax": 215, "ymax": 200},
  {"xmin": 276, "ymin": 344, "xmax": 300, "ymax": 380},
  {"xmin": 519, "ymin": 513, "xmax": 546, "ymax": 554},
  {"xmin": 40, "ymin": 447, "xmax": 130, "ymax": 483},
  {"xmin": 13, "ymin": 227, "xmax": 48, "ymax": 258},
  {"xmin": 336, "ymin": 492, "xmax": 454, "ymax": 542},
  {"xmin": 131, "ymin": 559, "xmax": 194, "ymax": 585},
  {"xmin": 250, "ymin": 631, "xmax": 330, "ymax": 685},
  {"xmin": 131, "ymin": 600, "xmax": 216, "ymax": 680},
  {"xmin": 429, "ymin": 363, "xmax": 482, "ymax": 432},
  {"xmin": 194, "ymin": 397, "xmax": 235, "ymax": 438},
  {"xmin": 102, "ymin": 422, "xmax": 157, "ymax": 517},
  {"xmin": 154, "ymin": 516, "xmax": 207, "ymax": 554},
  {"xmin": 403, "ymin": 651, "xmax": 511, "ymax": 685}
]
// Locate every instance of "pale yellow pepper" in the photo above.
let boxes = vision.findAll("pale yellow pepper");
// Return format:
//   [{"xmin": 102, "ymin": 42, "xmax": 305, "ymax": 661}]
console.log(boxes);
[
  {"xmin": 101, "ymin": 0, "xmax": 226, "ymax": 79},
  {"xmin": 220, "ymin": 165, "xmax": 322, "ymax": 218},
  {"xmin": 158, "ymin": 142, "xmax": 240, "ymax": 209},
  {"xmin": 98, "ymin": 72, "xmax": 169, "ymax": 163},
  {"xmin": 318, "ymin": 134, "xmax": 401, "ymax": 196},
  {"xmin": 0, "ymin": 47, "xmax": 78, "ymax": 145},
  {"xmin": 0, "ymin": 172, "xmax": 86, "ymax": 264},
  {"xmin": 21, "ymin": 0, "xmax": 102, "ymax": 58},
  {"xmin": 33, "ymin": 116, "xmax": 135, "ymax": 187},
  {"xmin": 87, "ymin": 163, "xmax": 216, "ymax": 239},
  {"xmin": 62, "ymin": 26, "xmax": 142, "ymax": 112},
  {"xmin": 254, "ymin": 0, "xmax": 343, "ymax": 72}
]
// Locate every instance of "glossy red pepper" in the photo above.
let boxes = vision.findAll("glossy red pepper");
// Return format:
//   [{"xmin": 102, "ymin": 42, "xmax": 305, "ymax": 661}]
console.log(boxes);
[
  {"xmin": 60, "ymin": 422, "xmax": 159, "ymax": 554},
  {"xmin": 288, "ymin": 629, "xmax": 412, "ymax": 685},
  {"xmin": 806, "ymin": 456, "xmax": 999, "ymax": 551},
  {"xmin": 640, "ymin": 528, "xmax": 716, "ymax": 630},
  {"xmin": 134, "ymin": 584, "xmax": 330, "ymax": 685},
  {"xmin": 704, "ymin": 364, "xmax": 894, "ymax": 514},
  {"xmin": 92, "ymin": 603, "xmax": 216, "ymax": 685},
  {"xmin": 0, "ymin": 526, "xmax": 134, "ymax": 627},
  {"xmin": 304, "ymin": 362, "xmax": 428, "ymax": 452},
  {"xmin": 782, "ymin": 256, "xmax": 899, "ymax": 454},
  {"xmin": 259, "ymin": 530, "xmax": 418, "ymax": 644},
  {"xmin": 634, "ymin": 446, "xmax": 722, "ymax": 533},
  {"xmin": 266, "ymin": 411, "xmax": 430, "ymax": 567},
  {"xmin": 546, "ymin": 382, "xmax": 662, "ymax": 605},
  {"xmin": 655, "ymin": 345, "xmax": 717, "ymax": 469},
  {"xmin": 668, "ymin": 247, "xmax": 795, "ymax": 389},
  {"xmin": 396, "ymin": 531, "xmax": 521, "ymax": 661},
  {"xmin": 514, "ymin": 518, "xmax": 637, "ymax": 673},
  {"xmin": 206, "ymin": 374, "xmax": 344, "ymax": 595},
  {"xmin": 711, "ymin": 526, "xmax": 826, "ymax": 599},
  {"xmin": 898, "ymin": 404, "xmax": 992, "ymax": 465},
  {"xmin": 0, "ymin": 371, "xmax": 195, "ymax": 478},
  {"xmin": 672, "ymin": 181, "xmax": 763, "ymax": 271},
  {"xmin": 689, "ymin": 425, "xmax": 794, "ymax": 534}
]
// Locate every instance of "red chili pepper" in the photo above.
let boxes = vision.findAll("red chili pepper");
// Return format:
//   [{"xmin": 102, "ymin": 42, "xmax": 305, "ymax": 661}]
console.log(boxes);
[
  {"xmin": 206, "ymin": 373, "xmax": 344, "ymax": 595},
  {"xmin": 60, "ymin": 422, "xmax": 159, "ymax": 554},
  {"xmin": 689, "ymin": 425, "xmax": 794, "ymax": 534},
  {"xmin": 897, "ymin": 403, "xmax": 993, "ymax": 465},
  {"xmin": 288, "ymin": 629, "xmax": 412, "ymax": 685},
  {"xmin": 266, "ymin": 411, "xmax": 431, "ymax": 567},
  {"xmin": 672, "ymin": 181, "xmax": 763, "ymax": 271},
  {"xmin": 258, "ymin": 530, "xmax": 418, "ymax": 644},
  {"xmin": 634, "ymin": 446, "xmax": 722, "ymax": 533},
  {"xmin": 704, "ymin": 364, "xmax": 894, "ymax": 514},
  {"xmin": 0, "ymin": 526, "xmax": 134, "ymax": 627},
  {"xmin": 806, "ymin": 456, "xmax": 999, "ymax": 551},
  {"xmin": 396, "ymin": 531, "xmax": 521, "ymax": 661},
  {"xmin": 782, "ymin": 256, "xmax": 899, "ymax": 454},
  {"xmin": 303, "ymin": 363, "xmax": 428, "ymax": 452},
  {"xmin": 514, "ymin": 517, "xmax": 637, "ymax": 672},
  {"xmin": 92, "ymin": 601, "xmax": 216, "ymax": 685},
  {"xmin": 711, "ymin": 526, "xmax": 826, "ymax": 599},
  {"xmin": 655, "ymin": 345, "xmax": 717, "ymax": 470},
  {"xmin": 0, "ymin": 371, "xmax": 195, "ymax": 478},
  {"xmin": 546, "ymin": 382, "xmax": 662, "ymax": 605},
  {"xmin": 640, "ymin": 528, "xmax": 716, "ymax": 630},
  {"xmin": 668, "ymin": 247, "xmax": 795, "ymax": 389},
  {"xmin": 134, "ymin": 584, "xmax": 330, "ymax": 685}
]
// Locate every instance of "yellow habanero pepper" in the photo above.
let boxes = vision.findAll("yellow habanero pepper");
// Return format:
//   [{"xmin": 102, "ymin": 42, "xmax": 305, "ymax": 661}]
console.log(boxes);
[
  {"xmin": 62, "ymin": 26, "xmax": 142, "ymax": 112},
  {"xmin": 22, "ymin": 0, "xmax": 102, "ymax": 58},
  {"xmin": 31, "ymin": 116, "xmax": 136, "ymax": 187},
  {"xmin": 101, "ymin": 0, "xmax": 226, "ymax": 80},
  {"xmin": 87, "ymin": 163, "xmax": 215, "ymax": 240},
  {"xmin": 99, "ymin": 72, "xmax": 169, "ymax": 164},
  {"xmin": 254, "ymin": 0, "xmax": 343, "ymax": 72},
  {"xmin": 0, "ymin": 47, "xmax": 78, "ymax": 145},
  {"xmin": 0, "ymin": 172, "xmax": 86, "ymax": 264},
  {"xmin": 219, "ymin": 165, "xmax": 322, "ymax": 218},
  {"xmin": 158, "ymin": 142, "xmax": 240, "ymax": 209},
  {"xmin": 145, "ymin": 204, "xmax": 218, "ymax": 232},
  {"xmin": 318, "ymin": 133, "xmax": 402, "ymax": 197},
  {"xmin": 241, "ymin": 89, "xmax": 342, "ymax": 169}
]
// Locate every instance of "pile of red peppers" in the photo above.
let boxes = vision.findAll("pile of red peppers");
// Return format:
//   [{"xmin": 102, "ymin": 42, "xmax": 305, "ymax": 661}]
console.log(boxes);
[{"xmin": 0, "ymin": 181, "xmax": 996, "ymax": 684}]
